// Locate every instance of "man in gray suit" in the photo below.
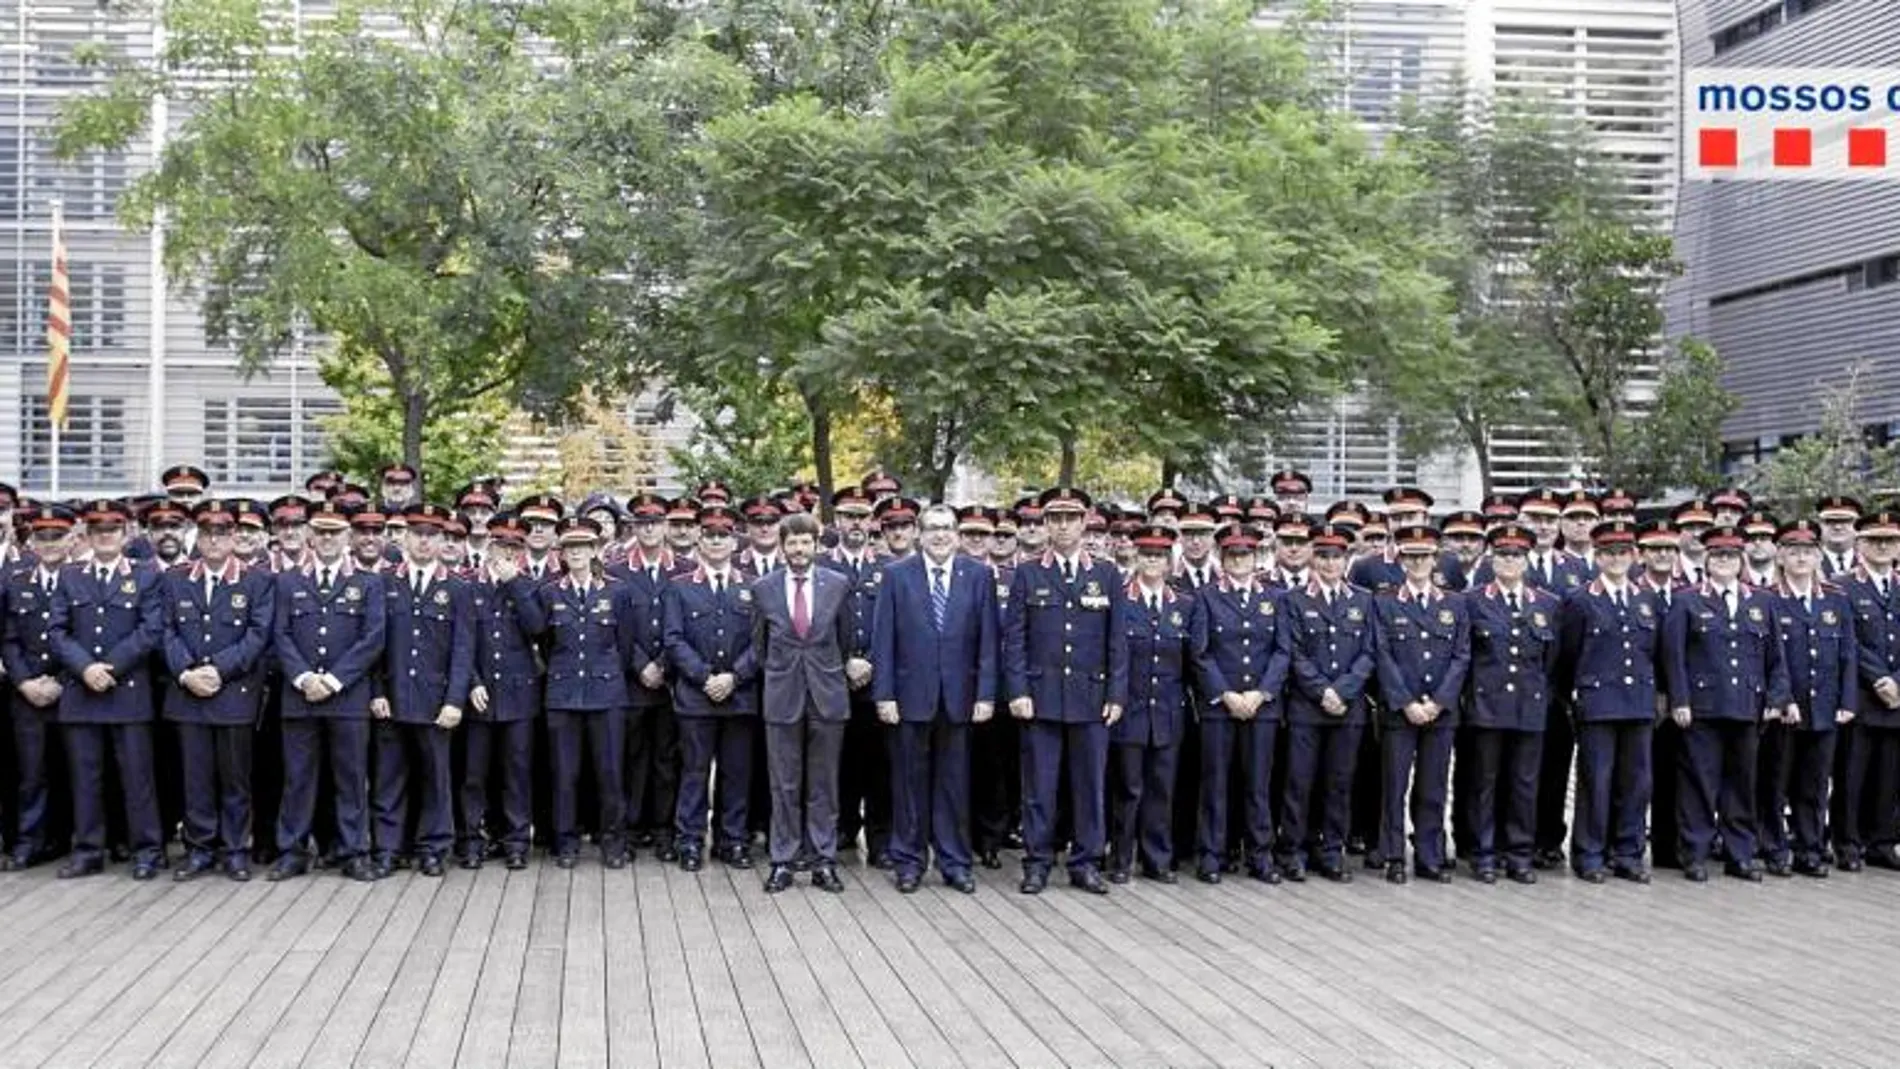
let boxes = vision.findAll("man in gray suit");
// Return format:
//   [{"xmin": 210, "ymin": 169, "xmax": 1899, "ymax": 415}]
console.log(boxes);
[{"xmin": 751, "ymin": 510, "xmax": 853, "ymax": 892}]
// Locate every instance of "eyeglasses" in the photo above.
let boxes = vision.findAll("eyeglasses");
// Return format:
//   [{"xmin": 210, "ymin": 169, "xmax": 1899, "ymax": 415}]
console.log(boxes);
[{"xmin": 920, "ymin": 524, "xmax": 955, "ymax": 533}]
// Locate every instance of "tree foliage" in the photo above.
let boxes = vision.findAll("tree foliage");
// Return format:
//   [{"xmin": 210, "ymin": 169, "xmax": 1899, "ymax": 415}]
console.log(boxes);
[
  {"xmin": 317, "ymin": 346, "xmax": 508, "ymax": 494},
  {"xmin": 1619, "ymin": 338, "xmax": 1737, "ymax": 498},
  {"xmin": 1749, "ymin": 362, "xmax": 1900, "ymax": 516}
]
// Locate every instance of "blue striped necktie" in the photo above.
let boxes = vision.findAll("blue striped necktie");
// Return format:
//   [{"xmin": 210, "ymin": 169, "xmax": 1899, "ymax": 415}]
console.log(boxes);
[{"xmin": 931, "ymin": 566, "xmax": 948, "ymax": 631}]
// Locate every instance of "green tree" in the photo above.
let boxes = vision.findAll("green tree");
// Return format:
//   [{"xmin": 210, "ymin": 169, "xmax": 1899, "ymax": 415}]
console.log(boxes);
[
  {"xmin": 57, "ymin": 0, "xmax": 749, "ymax": 497},
  {"xmin": 1619, "ymin": 338, "xmax": 1738, "ymax": 498},
  {"xmin": 1750, "ymin": 362, "xmax": 1900, "ymax": 516},
  {"xmin": 661, "ymin": 375, "xmax": 814, "ymax": 498},
  {"xmin": 317, "ymin": 347, "xmax": 508, "ymax": 494}
]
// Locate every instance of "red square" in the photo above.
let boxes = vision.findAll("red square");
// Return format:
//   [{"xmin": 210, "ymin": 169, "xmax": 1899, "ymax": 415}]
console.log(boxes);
[
  {"xmin": 1849, "ymin": 128, "xmax": 1887, "ymax": 167},
  {"xmin": 1699, "ymin": 127, "xmax": 1738, "ymax": 167},
  {"xmin": 1774, "ymin": 128, "xmax": 1812, "ymax": 167}
]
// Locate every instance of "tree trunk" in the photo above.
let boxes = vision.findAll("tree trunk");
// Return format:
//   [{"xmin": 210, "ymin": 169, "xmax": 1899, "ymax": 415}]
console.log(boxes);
[
  {"xmin": 1161, "ymin": 456, "xmax": 1181, "ymax": 488},
  {"xmin": 403, "ymin": 386, "xmax": 427, "ymax": 501},
  {"xmin": 806, "ymin": 390, "xmax": 835, "ymax": 523},
  {"xmin": 1058, "ymin": 427, "xmax": 1078, "ymax": 487}
]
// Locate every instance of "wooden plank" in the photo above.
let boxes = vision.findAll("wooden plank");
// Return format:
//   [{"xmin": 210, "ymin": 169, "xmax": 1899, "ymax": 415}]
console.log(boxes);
[
  {"xmin": 0, "ymin": 877, "xmax": 158, "ymax": 1017},
  {"xmin": 287, "ymin": 875, "xmax": 442, "ymax": 1067},
  {"xmin": 637, "ymin": 864, "xmax": 710, "ymax": 1069},
  {"xmin": 405, "ymin": 865, "xmax": 508, "ymax": 1067},
  {"xmin": 695, "ymin": 861, "xmax": 812, "ymax": 1069},
  {"xmin": 602, "ymin": 860, "xmax": 659, "ymax": 1069},
  {"xmin": 506, "ymin": 862, "xmax": 570, "ymax": 1069},
  {"xmin": 773, "ymin": 878, "xmax": 916, "ymax": 1069},
  {"xmin": 247, "ymin": 879, "xmax": 402, "ymax": 1068},
  {"xmin": 559, "ymin": 864, "xmax": 610, "ymax": 1069},
  {"xmin": 675, "ymin": 868, "xmax": 766, "ymax": 1069},
  {"xmin": 354, "ymin": 872, "xmax": 474, "ymax": 1068},
  {"xmin": 454, "ymin": 862, "xmax": 542, "ymax": 1069}
]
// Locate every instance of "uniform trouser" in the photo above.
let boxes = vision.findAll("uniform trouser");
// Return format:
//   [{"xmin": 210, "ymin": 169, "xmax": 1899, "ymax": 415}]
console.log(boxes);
[
  {"xmin": 1110, "ymin": 739, "xmax": 1179, "ymax": 875},
  {"xmin": 1569, "ymin": 720, "xmax": 1650, "ymax": 874},
  {"xmin": 837, "ymin": 694, "xmax": 892, "ymax": 853},
  {"xmin": 461, "ymin": 718, "xmax": 534, "ymax": 856},
  {"xmin": 1649, "ymin": 720, "xmax": 1684, "ymax": 868},
  {"xmin": 1535, "ymin": 705, "xmax": 1576, "ymax": 854},
  {"xmin": 1828, "ymin": 719, "xmax": 1857, "ymax": 856},
  {"xmin": 177, "ymin": 721, "xmax": 254, "ymax": 863},
  {"xmin": 9, "ymin": 696, "xmax": 67, "ymax": 859},
  {"xmin": 1450, "ymin": 726, "xmax": 1477, "ymax": 859},
  {"xmin": 766, "ymin": 715, "xmax": 845, "ymax": 867},
  {"xmin": 251, "ymin": 683, "xmax": 286, "ymax": 862},
  {"xmin": 1170, "ymin": 718, "xmax": 1201, "ymax": 867},
  {"xmin": 547, "ymin": 708, "xmax": 625, "ymax": 857},
  {"xmin": 1380, "ymin": 720, "xmax": 1455, "ymax": 870},
  {"xmin": 1760, "ymin": 723, "xmax": 1835, "ymax": 866},
  {"xmin": 676, "ymin": 717, "xmax": 754, "ymax": 852},
  {"xmin": 1020, "ymin": 720, "xmax": 1107, "ymax": 875},
  {"xmin": 276, "ymin": 718, "xmax": 370, "ymax": 859},
  {"xmin": 746, "ymin": 723, "xmax": 772, "ymax": 837},
  {"xmin": 1197, "ymin": 718, "xmax": 1277, "ymax": 871},
  {"xmin": 1279, "ymin": 722, "xmax": 1362, "ymax": 870},
  {"xmin": 66, "ymin": 721, "xmax": 162, "ymax": 866},
  {"xmin": 1678, "ymin": 717, "xmax": 1761, "ymax": 867},
  {"xmin": 1836, "ymin": 722, "xmax": 1900, "ymax": 858},
  {"xmin": 1468, "ymin": 727, "xmax": 1542, "ymax": 873},
  {"xmin": 890, "ymin": 718, "xmax": 973, "ymax": 878},
  {"xmin": 371, "ymin": 720, "xmax": 454, "ymax": 859},
  {"xmin": 623, "ymin": 700, "xmax": 679, "ymax": 843},
  {"xmin": 1350, "ymin": 717, "xmax": 1383, "ymax": 849},
  {"xmin": 971, "ymin": 716, "xmax": 1020, "ymax": 853}
]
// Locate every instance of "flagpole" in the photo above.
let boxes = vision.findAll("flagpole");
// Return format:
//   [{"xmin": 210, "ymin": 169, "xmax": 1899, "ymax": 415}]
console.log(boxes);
[{"xmin": 48, "ymin": 197, "xmax": 64, "ymax": 500}]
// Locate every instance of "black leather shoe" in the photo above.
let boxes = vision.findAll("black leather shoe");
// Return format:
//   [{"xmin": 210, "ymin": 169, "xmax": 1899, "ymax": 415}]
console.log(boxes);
[
  {"xmin": 369, "ymin": 854, "xmax": 395, "ymax": 880},
  {"xmin": 896, "ymin": 872, "xmax": 921, "ymax": 894},
  {"xmin": 342, "ymin": 857, "xmax": 378, "ymax": 882},
  {"xmin": 554, "ymin": 853, "xmax": 579, "ymax": 870},
  {"xmin": 1, "ymin": 850, "xmax": 31, "ymax": 872},
  {"xmin": 130, "ymin": 860, "xmax": 161, "ymax": 881},
  {"xmin": 946, "ymin": 872, "xmax": 977, "ymax": 894},
  {"xmin": 1196, "ymin": 868, "xmax": 1222, "ymax": 885},
  {"xmin": 268, "ymin": 856, "xmax": 309, "ymax": 882},
  {"xmin": 1613, "ymin": 865, "xmax": 1653, "ymax": 884},
  {"xmin": 1364, "ymin": 850, "xmax": 1386, "ymax": 870},
  {"xmin": 1070, "ymin": 869, "xmax": 1109, "ymax": 895},
  {"xmin": 226, "ymin": 862, "xmax": 253, "ymax": 882},
  {"xmin": 979, "ymin": 849, "xmax": 1002, "ymax": 870},
  {"xmin": 174, "ymin": 854, "xmax": 217, "ymax": 882},
  {"xmin": 1250, "ymin": 865, "xmax": 1283, "ymax": 885},
  {"xmin": 655, "ymin": 841, "xmax": 681, "ymax": 863},
  {"xmin": 1764, "ymin": 859, "xmax": 1794, "ymax": 878},
  {"xmin": 1532, "ymin": 847, "xmax": 1564, "ymax": 870},
  {"xmin": 504, "ymin": 852, "xmax": 528, "ymax": 871},
  {"xmin": 1724, "ymin": 862, "xmax": 1763, "ymax": 882},
  {"xmin": 1385, "ymin": 861, "xmax": 1408, "ymax": 885},
  {"xmin": 1838, "ymin": 853, "xmax": 1864, "ymax": 872},
  {"xmin": 419, "ymin": 855, "xmax": 446, "ymax": 877},
  {"xmin": 763, "ymin": 865, "xmax": 795, "ymax": 893},
  {"xmin": 602, "ymin": 850, "xmax": 629, "ymax": 871},
  {"xmin": 870, "ymin": 851, "xmax": 896, "ymax": 872},
  {"xmin": 1317, "ymin": 864, "xmax": 1352, "ymax": 884},
  {"xmin": 1106, "ymin": 868, "xmax": 1131, "ymax": 885},
  {"xmin": 1506, "ymin": 868, "xmax": 1537, "ymax": 885},
  {"xmin": 720, "ymin": 845, "xmax": 754, "ymax": 870},
  {"xmin": 1416, "ymin": 866, "xmax": 1452, "ymax": 884},
  {"xmin": 1139, "ymin": 864, "xmax": 1178, "ymax": 884},
  {"xmin": 1346, "ymin": 835, "xmax": 1367, "ymax": 856},
  {"xmin": 680, "ymin": 849, "xmax": 703, "ymax": 873},
  {"xmin": 1684, "ymin": 864, "xmax": 1709, "ymax": 883},
  {"xmin": 1793, "ymin": 860, "xmax": 1830, "ymax": 878},
  {"xmin": 1474, "ymin": 868, "xmax": 1498, "ymax": 885},
  {"xmin": 813, "ymin": 866, "xmax": 845, "ymax": 893},
  {"xmin": 1281, "ymin": 865, "xmax": 1307, "ymax": 883},
  {"xmin": 56, "ymin": 858, "xmax": 103, "ymax": 881},
  {"xmin": 1020, "ymin": 869, "xmax": 1048, "ymax": 895}
]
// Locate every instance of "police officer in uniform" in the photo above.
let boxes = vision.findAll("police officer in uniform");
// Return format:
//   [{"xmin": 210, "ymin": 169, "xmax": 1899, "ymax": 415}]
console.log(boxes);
[
  {"xmin": 461, "ymin": 514, "xmax": 541, "ymax": 870},
  {"xmin": 1372, "ymin": 524, "xmax": 1469, "ymax": 883},
  {"xmin": 1276, "ymin": 523, "xmax": 1376, "ymax": 882},
  {"xmin": 1188, "ymin": 522, "xmax": 1287, "ymax": 884},
  {"xmin": 1003, "ymin": 487, "xmax": 1129, "ymax": 895},
  {"xmin": 49, "ymin": 500, "xmax": 167, "ymax": 879},
  {"xmin": 1762, "ymin": 519, "xmax": 1855, "ymax": 878},
  {"xmin": 269, "ymin": 501, "xmax": 385, "ymax": 882},
  {"xmin": 820, "ymin": 486, "xmax": 888, "ymax": 866},
  {"xmin": 1833, "ymin": 510, "xmax": 1900, "ymax": 871},
  {"xmin": 1, "ymin": 506, "xmax": 78, "ymax": 868},
  {"xmin": 162, "ymin": 499, "xmax": 276, "ymax": 881},
  {"xmin": 606, "ymin": 492, "xmax": 681, "ymax": 860},
  {"xmin": 1462, "ymin": 523, "xmax": 1560, "ymax": 884},
  {"xmin": 370, "ymin": 504, "xmax": 474, "ymax": 877},
  {"xmin": 1109, "ymin": 524, "xmax": 1191, "ymax": 883}
]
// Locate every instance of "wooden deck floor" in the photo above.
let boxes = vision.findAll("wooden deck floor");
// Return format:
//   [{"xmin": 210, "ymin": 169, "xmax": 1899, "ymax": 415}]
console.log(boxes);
[{"xmin": 0, "ymin": 849, "xmax": 1890, "ymax": 1068}]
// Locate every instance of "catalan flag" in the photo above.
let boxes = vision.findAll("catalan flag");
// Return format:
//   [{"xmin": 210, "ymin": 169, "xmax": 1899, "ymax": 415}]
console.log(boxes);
[{"xmin": 46, "ymin": 201, "xmax": 70, "ymax": 431}]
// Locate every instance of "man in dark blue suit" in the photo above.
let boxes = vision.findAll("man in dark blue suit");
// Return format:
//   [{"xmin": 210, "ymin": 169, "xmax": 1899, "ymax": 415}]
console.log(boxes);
[
  {"xmin": 1557, "ymin": 520, "xmax": 1659, "ymax": 884},
  {"xmin": 506, "ymin": 515, "xmax": 634, "ymax": 869},
  {"xmin": 369, "ymin": 504, "xmax": 474, "ymax": 878},
  {"xmin": 161, "ymin": 500, "xmax": 276, "ymax": 881},
  {"xmin": 462, "ymin": 514, "xmax": 541, "ymax": 870},
  {"xmin": 663, "ymin": 503, "xmax": 760, "ymax": 873},
  {"xmin": 1276, "ymin": 522, "xmax": 1376, "ymax": 882},
  {"xmin": 1188, "ymin": 522, "xmax": 1288, "ymax": 885},
  {"xmin": 1002, "ymin": 486, "xmax": 1129, "ymax": 895},
  {"xmin": 1, "ymin": 506, "xmax": 78, "ymax": 869},
  {"xmin": 1110, "ymin": 524, "xmax": 1192, "ymax": 884},
  {"xmin": 49, "ymin": 499, "xmax": 167, "ymax": 880},
  {"xmin": 871, "ymin": 503, "xmax": 998, "ymax": 894},
  {"xmin": 1461, "ymin": 523, "xmax": 1561, "ymax": 883},
  {"xmin": 1663, "ymin": 524, "xmax": 1790, "ymax": 882},
  {"xmin": 269, "ymin": 501, "xmax": 386, "ymax": 882},
  {"xmin": 1372, "ymin": 524, "xmax": 1470, "ymax": 883},
  {"xmin": 1762, "ymin": 520, "xmax": 1855, "ymax": 878}
]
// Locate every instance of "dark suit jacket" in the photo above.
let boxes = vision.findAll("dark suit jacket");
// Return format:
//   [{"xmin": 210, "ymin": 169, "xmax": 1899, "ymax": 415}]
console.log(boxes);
[
  {"xmin": 751, "ymin": 566, "xmax": 851, "ymax": 724},
  {"xmin": 870, "ymin": 553, "xmax": 998, "ymax": 723}
]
